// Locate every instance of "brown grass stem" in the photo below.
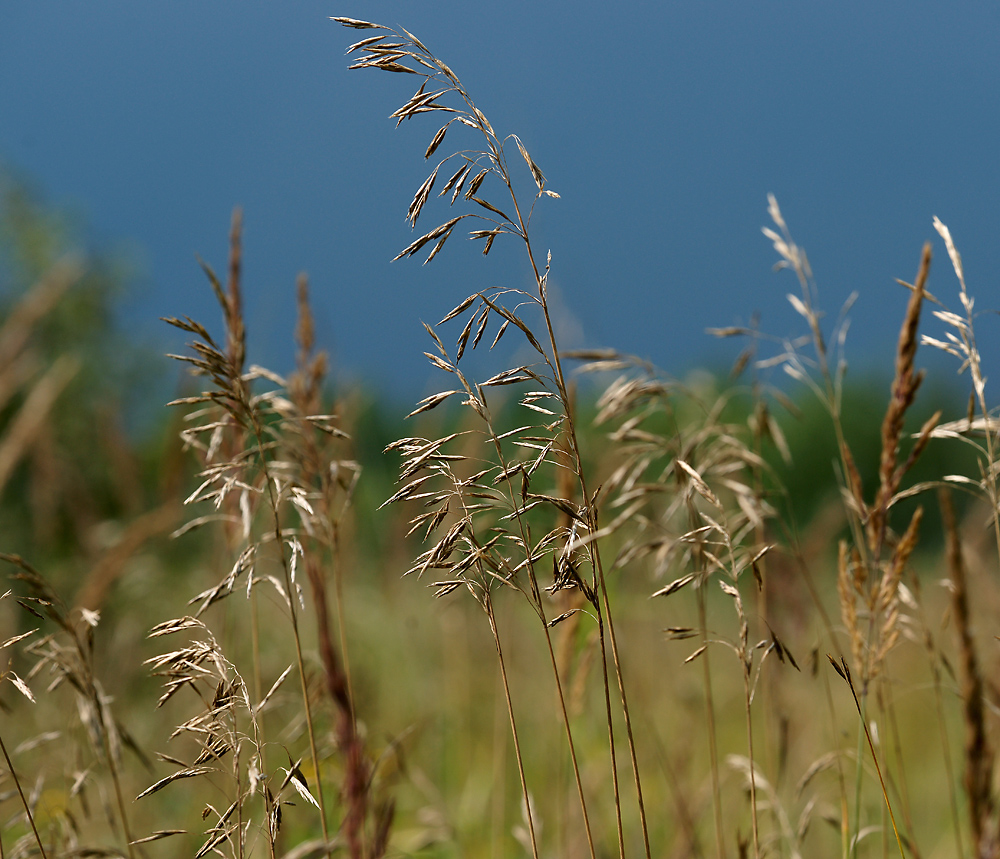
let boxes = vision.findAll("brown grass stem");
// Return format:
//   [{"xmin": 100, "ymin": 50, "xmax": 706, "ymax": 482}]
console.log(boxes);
[
  {"xmin": 508, "ymin": 94, "xmax": 652, "ymax": 859},
  {"xmin": 941, "ymin": 486, "xmax": 995, "ymax": 857},
  {"xmin": 819, "ymin": 661, "xmax": 852, "ymax": 859}
]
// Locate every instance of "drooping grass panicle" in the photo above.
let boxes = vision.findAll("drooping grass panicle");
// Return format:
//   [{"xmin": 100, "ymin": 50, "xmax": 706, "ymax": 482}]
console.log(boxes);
[
  {"xmin": 338, "ymin": 18, "xmax": 651, "ymax": 857},
  {"xmin": 332, "ymin": 17, "xmax": 557, "ymax": 267}
]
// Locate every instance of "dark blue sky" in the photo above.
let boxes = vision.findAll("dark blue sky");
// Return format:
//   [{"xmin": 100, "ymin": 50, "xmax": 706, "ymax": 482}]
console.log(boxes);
[{"xmin": 2, "ymin": 2, "xmax": 998, "ymax": 402}]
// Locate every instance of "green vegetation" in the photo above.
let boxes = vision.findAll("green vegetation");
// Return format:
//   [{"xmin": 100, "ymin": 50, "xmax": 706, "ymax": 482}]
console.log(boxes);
[{"xmin": 2, "ymin": 19, "xmax": 999, "ymax": 859}]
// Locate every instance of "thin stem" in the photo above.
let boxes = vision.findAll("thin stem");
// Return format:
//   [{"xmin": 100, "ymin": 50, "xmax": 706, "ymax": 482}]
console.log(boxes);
[
  {"xmin": 332, "ymin": 533, "xmax": 356, "ymax": 728},
  {"xmin": 492, "ymin": 672, "xmax": 508, "ymax": 859},
  {"xmin": 249, "ymin": 589, "xmax": 265, "ymax": 770},
  {"xmin": 929, "ymin": 654, "xmax": 964, "ymax": 859},
  {"xmin": 698, "ymin": 586, "xmax": 726, "ymax": 859},
  {"xmin": 509, "ymin": 172, "xmax": 651, "ymax": 859},
  {"xmin": 282, "ymin": 544, "xmax": 334, "ymax": 853},
  {"xmin": 232, "ymin": 714, "xmax": 246, "ymax": 859},
  {"xmin": 101, "ymin": 716, "xmax": 137, "ymax": 859},
  {"xmin": 481, "ymin": 414, "xmax": 597, "ymax": 859},
  {"xmin": 486, "ymin": 597, "xmax": 541, "ymax": 859},
  {"xmin": 245, "ymin": 678, "xmax": 277, "ymax": 859},
  {"xmin": 882, "ymin": 685, "xmax": 921, "ymax": 859},
  {"xmin": 0, "ymin": 730, "xmax": 49, "ymax": 859},
  {"xmin": 537, "ymin": 576, "xmax": 597, "ymax": 858},
  {"xmin": 850, "ymin": 706, "xmax": 864, "ymax": 859},
  {"xmin": 249, "ymin": 422, "xmax": 333, "ymax": 856},
  {"xmin": 596, "ymin": 611, "xmax": 626, "ymax": 859},
  {"xmin": 598, "ymin": 570, "xmax": 651, "ymax": 857},
  {"xmin": 742, "ymin": 663, "xmax": 759, "ymax": 859},
  {"xmin": 820, "ymin": 665, "xmax": 851, "ymax": 859},
  {"xmin": 830, "ymin": 657, "xmax": 906, "ymax": 859},
  {"xmin": 82, "ymin": 640, "xmax": 135, "ymax": 859}
]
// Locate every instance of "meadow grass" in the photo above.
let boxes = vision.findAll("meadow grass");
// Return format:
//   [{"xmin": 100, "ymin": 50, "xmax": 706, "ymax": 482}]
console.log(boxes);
[{"xmin": 1, "ymin": 16, "xmax": 999, "ymax": 859}]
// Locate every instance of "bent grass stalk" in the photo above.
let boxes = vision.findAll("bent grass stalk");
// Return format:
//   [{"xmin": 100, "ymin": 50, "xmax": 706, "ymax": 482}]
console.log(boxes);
[{"xmin": 336, "ymin": 16, "xmax": 650, "ymax": 856}]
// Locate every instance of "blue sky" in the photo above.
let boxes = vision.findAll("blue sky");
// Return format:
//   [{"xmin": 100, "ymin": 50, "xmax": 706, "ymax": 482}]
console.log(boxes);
[{"xmin": 2, "ymin": 1, "xmax": 998, "ymax": 403}]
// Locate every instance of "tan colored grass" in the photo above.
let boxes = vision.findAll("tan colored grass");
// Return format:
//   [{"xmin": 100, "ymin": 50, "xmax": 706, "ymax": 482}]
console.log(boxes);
[{"xmin": 6, "ymin": 22, "xmax": 1000, "ymax": 859}]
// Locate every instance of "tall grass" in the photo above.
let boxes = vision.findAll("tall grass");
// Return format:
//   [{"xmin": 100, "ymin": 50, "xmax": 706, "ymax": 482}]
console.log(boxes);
[{"xmin": 1, "ymin": 15, "xmax": 999, "ymax": 859}]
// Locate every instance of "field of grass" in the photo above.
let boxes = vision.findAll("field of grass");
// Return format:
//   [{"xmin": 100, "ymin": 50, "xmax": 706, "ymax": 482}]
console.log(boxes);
[{"xmin": 3, "ymin": 17, "xmax": 1000, "ymax": 859}]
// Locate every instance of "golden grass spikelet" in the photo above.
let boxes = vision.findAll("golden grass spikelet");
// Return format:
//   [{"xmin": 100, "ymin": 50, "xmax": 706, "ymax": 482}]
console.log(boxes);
[
  {"xmin": 871, "ymin": 506, "xmax": 923, "ymax": 672},
  {"xmin": 869, "ymin": 243, "xmax": 931, "ymax": 553},
  {"xmin": 836, "ymin": 540, "xmax": 865, "ymax": 674},
  {"xmin": 877, "ymin": 506, "xmax": 922, "ymax": 619}
]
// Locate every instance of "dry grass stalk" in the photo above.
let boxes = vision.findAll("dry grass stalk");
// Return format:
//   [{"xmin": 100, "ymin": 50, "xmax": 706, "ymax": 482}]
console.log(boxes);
[
  {"xmin": 160, "ymin": 212, "xmax": 388, "ymax": 858},
  {"xmin": 764, "ymin": 217, "xmax": 940, "ymax": 661},
  {"xmin": 925, "ymin": 217, "xmax": 1000, "ymax": 584},
  {"xmin": 756, "ymin": 204, "xmax": 957, "ymax": 854},
  {"xmin": 869, "ymin": 506, "xmax": 922, "ymax": 672},
  {"xmin": 940, "ymin": 487, "xmax": 996, "ymax": 858},
  {"xmin": 0, "ymin": 588, "xmax": 50, "ymax": 859},
  {"xmin": 836, "ymin": 540, "xmax": 864, "ymax": 678},
  {"xmin": 288, "ymin": 276, "xmax": 384, "ymax": 859},
  {"xmin": 868, "ymin": 244, "xmax": 932, "ymax": 556},
  {"xmin": 142, "ymin": 615, "xmax": 288, "ymax": 857},
  {"xmin": 337, "ymin": 16, "xmax": 659, "ymax": 857},
  {"xmin": 1, "ymin": 554, "xmax": 138, "ymax": 859},
  {"xmin": 919, "ymin": 216, "xmax": 1000, "ymax": 856},
  {"xmin": 584, "ymin": 355, "xmax": 797, "ymax": 858}
]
